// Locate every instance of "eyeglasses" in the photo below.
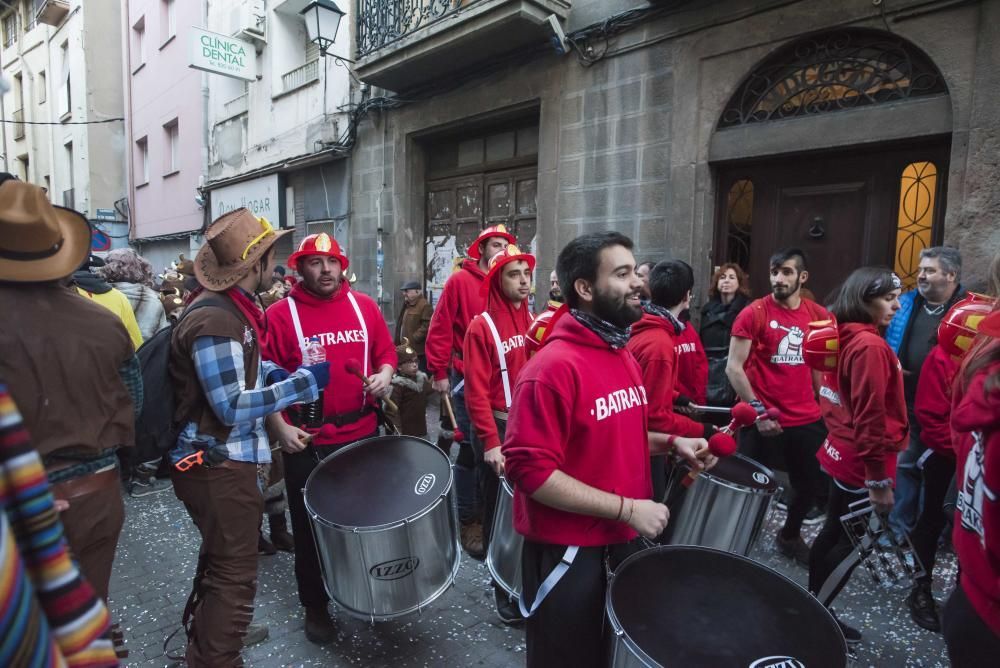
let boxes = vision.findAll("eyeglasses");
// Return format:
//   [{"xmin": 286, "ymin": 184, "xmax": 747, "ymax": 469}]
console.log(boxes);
[
  {"xmin": 174, "ymin": 450, "xmax": 204, "ymax": 472},
  {"xmin": 241, "ymin": 216, "xmax": 275, "ymax": 260}
]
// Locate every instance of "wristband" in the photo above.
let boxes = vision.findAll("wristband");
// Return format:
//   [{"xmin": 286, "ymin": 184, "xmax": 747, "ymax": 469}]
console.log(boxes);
[
  {"xmin": 615, "ymin": 495, "xmax": 625, "ymax": 522},
  {"xmin": 625, "ymin": 498, "xmax": 635, "ymax": 523},
  {"xmin": 865, "ymin": 478, "xmax": 893, "ymax": 490},
  {"xmin": 666, "ymin": 434, "xmax": 678, "ymax": 454},
  {"xmin": 749, "ymin": 399, "xmax": 767, "ymax": 417}
]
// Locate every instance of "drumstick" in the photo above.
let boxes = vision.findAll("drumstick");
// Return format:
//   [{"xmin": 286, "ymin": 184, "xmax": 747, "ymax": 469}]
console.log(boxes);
[
  {"xmin": 440, "ymin": 392, "xmax": 466, "ymax": 443},
  {"xmin": 680, "ymin": 403, "xmax": 776, "ymax": 487},
  {"xmin": 344, "ymin": 358, "xmax": 399, "ymax": 413}
]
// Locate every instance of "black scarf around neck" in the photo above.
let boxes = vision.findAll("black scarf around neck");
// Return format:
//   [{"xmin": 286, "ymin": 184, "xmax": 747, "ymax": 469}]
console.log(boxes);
[
  {"xmin": 571, "ymin": 309, "xmax": 632, "ymax": 349},
  {"xmin": 643, "ymin": 301, "xmax": 685, "ymax": 336}
]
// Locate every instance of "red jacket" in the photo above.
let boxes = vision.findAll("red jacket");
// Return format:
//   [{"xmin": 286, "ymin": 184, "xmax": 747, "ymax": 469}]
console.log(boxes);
[
  {"xmin": 914, "ymin": 344, "xmax": 959, "ymax": 457},
  {"xmin": 674, "ymin": 321, "xmax": 708, "ymax": 405},
  {"xmin": 463, "ymin": 273, "xmax": 533, "ymax": 450},
  {"xmin": 816, "ymin": 323, "xmax": 908, "ymax": 486},
  {"xmin": 264, "ymin": 283, "xmax": 397, "ymax": 446},
  {"xmin": 951, "ymin": 355, "xmax": 1000, "ymax": 636},
  {"xmin": 626, "ymin": 313, "xmax": 704, "ymax": 438},
  {"xmin": 424, "ymin": 260, "xmax": 486, "ymax": 380},
  {"xmin": 502, "ymin": 314, "xmax": 651, "ymax": 547}
]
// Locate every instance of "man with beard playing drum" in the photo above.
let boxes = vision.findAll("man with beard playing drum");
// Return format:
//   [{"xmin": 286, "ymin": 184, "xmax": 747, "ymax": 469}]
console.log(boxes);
[{"xmin": 502, "ymin": 232, "xmax": 695, "ymax": 667}]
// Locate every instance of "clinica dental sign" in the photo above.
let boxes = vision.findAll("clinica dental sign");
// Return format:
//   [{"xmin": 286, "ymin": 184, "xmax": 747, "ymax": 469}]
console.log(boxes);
[{"xmin": 189, "ymin": 27, "xmax": 256, "ymax": 82}]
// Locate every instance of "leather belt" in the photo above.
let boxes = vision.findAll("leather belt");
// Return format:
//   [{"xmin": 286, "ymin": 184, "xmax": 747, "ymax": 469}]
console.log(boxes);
[
  {"xmin": 324, "ymin": 404, "xmax": 375, "ymax": 428},
  {"xmin": 50, "ymin": 466, "xmax": 118, "ymax": 500},
  {"xmin": 492, "ymin": 409, "xmax": 509, "ymax": 421}
]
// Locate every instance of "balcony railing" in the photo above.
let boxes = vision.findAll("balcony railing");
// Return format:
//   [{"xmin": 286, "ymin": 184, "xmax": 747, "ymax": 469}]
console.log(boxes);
[
  {"xmin": 357, "ymin": 0, "xmax": 466, "ymax": 58},
  {"xmin": 12, "ymin": 108, "xmax": 24, "ymax": 140},
  {"xmin": 62, "ymin": 188, "xmax": 74, "ymax": 210},
  {"xmin": 281, "ymin": 59, "xmax": 319, "ymax": 93},
  {"xmin": 222, "ymin": 92, "xmax": 249, "ymax": 120}
]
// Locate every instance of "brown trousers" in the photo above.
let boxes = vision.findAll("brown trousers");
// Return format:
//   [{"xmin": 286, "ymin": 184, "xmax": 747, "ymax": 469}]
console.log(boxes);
[
  {"xmin": 172, "ymin": 461, "xmax": 263, "ymax": 667},
  {"xmin": 52, "ymin": 467, "xmax": 125, "ymax": 602}
]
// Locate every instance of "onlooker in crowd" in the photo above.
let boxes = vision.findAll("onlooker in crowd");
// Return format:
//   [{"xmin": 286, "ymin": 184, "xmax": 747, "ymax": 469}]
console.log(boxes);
[
  {"xmin": 425, "ymin": 225, "xmax": 514, "ymax": 558},
  {"xmin": 100, "ymin": 248, "xmax": 169, "ymax": 341},
  {"xmin": 674, "ymin": 308, "xmax": 708, "ymax": 407},
  {"xmin": 810, "ymin": 267, "xmax": 907, "ymax": 645},
  {"xmin": 1, "ymin": 380, "xmax": 119, "ymax": 667},
  {"xmin": 273, "ymin": 265, "xmax": 286, "ymax": 284},
  {"xmin": 168, "ymin": 209, "xmax": 322, "ymax": 665},
  {"xmin": 395, "ymin": 280, "xmax": 433, "ymax": 372},
  {"xmin": 74, "ymin": 254, "xmax": 144, "ymax": 350},
  {"xmin": 727, "ymin": 248, "xmax": 832, "ymax": 566},
  {"xmin": 386, "ymin": 341, "xmax": 433, "ymax": 437},
  {"xmin": 885, "ymin": 246, "xmax": 966, "ymax": 541},
  {"xmin": 546, "ymin": 269, "xmax": 564, "ymax": 309},
  {"xmin": 636, "ymin": 260, "xmax": 654, "ymax": 302},
  {"xmin": 700, "ymin": 263, "xmax": 752, "ymax": 406}
]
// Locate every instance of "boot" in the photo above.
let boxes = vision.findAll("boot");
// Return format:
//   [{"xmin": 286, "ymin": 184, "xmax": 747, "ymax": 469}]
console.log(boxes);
[
  {"xmin": 460, "ymin": 520, "xmax": 485, "ymax": 559},
  {"xmin": 242, "ymin": 623, "xmax": 269, "ymax": 647},
  {"xmin": 258, "ymin": 530, "xmax": 277, "ymax": 555},
  {"xmin": 268, "ymin": 513, "xmax": 295, "ymax": 553},
  {"xmin": 906, "ymin": 582, "xmax": 942, "ymax": 632},
  {"xmin": 304, "ymin": 605, "xmax": 337, "ymax": 645}
]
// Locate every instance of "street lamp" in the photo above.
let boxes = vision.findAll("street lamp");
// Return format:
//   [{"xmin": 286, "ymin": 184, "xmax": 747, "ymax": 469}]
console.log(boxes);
[{"xmin": 300, "ymin": 0, "xmax": 353, "ymax": 62}]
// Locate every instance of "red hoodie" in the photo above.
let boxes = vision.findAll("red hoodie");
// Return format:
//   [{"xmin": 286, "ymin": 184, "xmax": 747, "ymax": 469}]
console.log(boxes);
[
  {"xmin": 264, "ymin": 282, "xmax": 397, "ymax": 446},
  {"xmin": 951, "ymin": 355, "xmax": 1000, "ymax": 636},
  {"xmin": 626, "ymin": 312, "xmax": 705, "ymax": 438},
  {"xmin": 424, "ymin": 260, "xmax": 486, "ymax": 380},
  {"xmin": 502, "ymin": 314, "xmax": 651, "ymax": 547},
  {"xmin": 914, "ymin": 344, "xmax": 959, "ymax": 457},
  {"xmin": 462, "ymin": 274, "xmax": 533, "ymax": 450},
  {"xmin": 674, "ymin": 321, "xmax": 708, "ymax": 405},
  {"xmin": 816, "ymin": 323, "xmax": 908, "ymax": 487}
]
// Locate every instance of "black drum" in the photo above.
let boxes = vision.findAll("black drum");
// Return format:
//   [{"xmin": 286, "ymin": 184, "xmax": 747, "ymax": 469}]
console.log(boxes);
[{"xmin": 607, "ymin": 546, "xmax": 847, "ymax": 667}]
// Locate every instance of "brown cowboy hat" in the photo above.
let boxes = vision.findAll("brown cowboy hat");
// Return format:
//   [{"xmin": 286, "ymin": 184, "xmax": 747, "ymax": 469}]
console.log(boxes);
[
  {"xmin": 0, "ymin": 180, "xmax": 92, "ymax": 282},
  {"xmin": 195, "ymin": 208, "xmax": 290, "ymax": 291}
]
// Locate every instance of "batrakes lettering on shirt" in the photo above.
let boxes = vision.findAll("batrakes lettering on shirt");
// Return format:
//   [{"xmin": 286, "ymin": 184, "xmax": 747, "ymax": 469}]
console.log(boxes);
[{"xmin": 594, "ymin": 385, "xmax": 648, "ymax": 421}]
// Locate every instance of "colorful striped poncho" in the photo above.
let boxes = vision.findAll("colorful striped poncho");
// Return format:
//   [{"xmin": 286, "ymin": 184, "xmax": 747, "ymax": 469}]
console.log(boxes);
[{"xmin": 0, "ymin": 382, "xmax": 118, "ymax": 667}]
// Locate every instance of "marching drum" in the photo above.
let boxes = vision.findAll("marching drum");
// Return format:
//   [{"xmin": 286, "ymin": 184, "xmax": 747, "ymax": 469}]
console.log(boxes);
[
  {"xmin": 487, "ymin": 476, "xmax": 523, "ymax": 599},
  {"xmin": 303, "ymin": 435, "xmax": 461, "ymax": 622},
  {"xmin": 607, "ymin": 546, "xmax": 847, "ymax": 667},
  {"xmin": 666, "ymin": 453, "xmax": 779, "ymax": 555}
]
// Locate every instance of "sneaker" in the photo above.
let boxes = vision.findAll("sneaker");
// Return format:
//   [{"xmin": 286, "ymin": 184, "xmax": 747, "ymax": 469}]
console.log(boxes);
[
  {"xmin": 775, "ymin": 533, "xmax": 810, "ymax": 566},
  {"xmin": 128, "ymin": 476, "xmax": 172, "ymax": 498},
  {"xmin": 243, "ymin": 623, "xmax": 269, "ymax": 647},
  {"xmin": 460, "ymin": 521, "xmax": 485, "ymax": 559},
  {"xmin": 906, "ymin": 583, "xmax": 942, "ymax": 632},
  {"xmin": 304, "ymin": 606, "xmax": 337, "ymax": 645},
  {"xmin": 775, "ymin": 500, "xmax": 788, "ymax": 512},
  {"xmin": 494, "ymin": 586, "xmax": 524, "ymax": 626},
  {"xmin": 802, "ymin": 506, "xmax": 826, "ymax": 526}
]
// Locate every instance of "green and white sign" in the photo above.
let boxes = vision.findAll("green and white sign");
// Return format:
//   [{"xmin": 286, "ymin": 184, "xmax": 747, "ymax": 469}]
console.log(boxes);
[{"xmin": 189, "ymin": 27, "xmax": 255, "ymax": 82}]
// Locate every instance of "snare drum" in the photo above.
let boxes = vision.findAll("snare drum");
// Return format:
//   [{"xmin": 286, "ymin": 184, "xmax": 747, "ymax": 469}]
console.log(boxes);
[
  {"xmin": 607, "ymin": 546, "xmax": 847, "ymax": 667},
  {"xmin": 666, "ymin": 453, "xmax": 779, "ymax": 555},
  {"xmin": 303, "ymin": 435, "xmax": 460, "ymax": 622},
  {"xmin": 486, "ymin": 476, "xmax": 523, "ymax": 599}
]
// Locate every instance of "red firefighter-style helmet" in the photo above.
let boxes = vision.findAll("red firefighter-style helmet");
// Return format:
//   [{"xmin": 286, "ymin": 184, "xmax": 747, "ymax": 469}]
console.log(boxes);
[
  {"xmin": 479, "ymin": 245, "xmax": 536, "ymax": 298},
  {"xmin": 467, "ymin": 224, "xmax": 516, "ymax": 260},
  {"xmin": 287, "ymin": 232, "xmax": 350, "ymax": 271},
  {"xmin": 525, "ymin": 304, "xmax": 568, "ymax": 357},
  {"xmin": 803, "ymin": 319, "xmax": 840, "ymax": 373},
  {"xmin": 938, "ymin": 293, "xmax": 995, "ymax": 360}
]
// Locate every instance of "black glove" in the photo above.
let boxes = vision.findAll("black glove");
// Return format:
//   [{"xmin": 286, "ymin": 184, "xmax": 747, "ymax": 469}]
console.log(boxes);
[
  {"xmin": 303, "ymin": 361, "xmax": 331, "ymax": 389},
  {"xmin": 674, "ymin": 394, "xmax": 693, "ymax": 409}
]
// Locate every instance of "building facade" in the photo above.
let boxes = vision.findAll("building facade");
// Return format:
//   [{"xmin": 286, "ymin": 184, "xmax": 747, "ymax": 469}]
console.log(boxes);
[
  {"xmin": 1, "ymin": 0, "xmax": 129, "ymax": 250},
  {"xmin": 345, "ymin": 0, "xmax": 1000, "ymax": 320}
]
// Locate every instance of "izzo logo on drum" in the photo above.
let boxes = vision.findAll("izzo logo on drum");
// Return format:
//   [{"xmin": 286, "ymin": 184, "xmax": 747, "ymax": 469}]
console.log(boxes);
[
  {"xmin": 752, "ymin": 472, "xmax": 770, "ymax": 485},
  {"xmin": 414, "ymin": 473, "xmax": 436, "ymax": 495},
  {"xmin": 749, "ymin": 657, "xmax": 804, "ymax": 668},
  {"xmin": 369, "ymin": 557, "xmax": 420, "ymax": 580}
]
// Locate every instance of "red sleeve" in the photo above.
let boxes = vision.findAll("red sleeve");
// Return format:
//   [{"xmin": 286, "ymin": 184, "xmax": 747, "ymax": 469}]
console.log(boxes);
[
  {"xmin": 676, "ymin": 328, "xmax": 708, "ymax": 405},
  {"xmin": 847, "ymin": 343, "xmax": 896, "ymax": 481},
  {"xmin": 502, "ymin": 377, "xmax": 572, "ymax": 495},
  {"xmin": 730, "ymin": 303, "xmax": 756, "ymax": 340},
  {"xmin": 463, "ymin": 319, "xmax": 501, "ymax": 450},
  {"xmin": 642, "ymin": 348, "xmax": 704, "ymax": 437},
  {"xmin": 425, "ymin": 279, "xmax": 459, "ymax": 380},
  {"xmin": 914, "ymin": 347, "xmax": 956, "ymax": 455},
  {"xmin": 263, "ymin": 303, "xmax": 302, "ymax": 371},
  {"xmin": 365, "ymin": 299, "xmax": 397, "ymax": 372}
]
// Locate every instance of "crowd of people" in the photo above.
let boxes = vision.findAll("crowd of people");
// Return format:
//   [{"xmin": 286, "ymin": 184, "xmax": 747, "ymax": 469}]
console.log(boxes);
[{"xmin": 0, "ymin": 170, "xmax": 997, "ymax": 667}]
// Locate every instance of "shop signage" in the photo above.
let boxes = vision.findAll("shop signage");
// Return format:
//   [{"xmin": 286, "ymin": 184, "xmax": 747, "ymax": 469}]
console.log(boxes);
[
  {"xmin": 189, "ymin": 27, "xmax": 256, "ymax": 82},
  {"xmin": 210, "ymin": 174, "xmax": 286, "ymax": 227}
]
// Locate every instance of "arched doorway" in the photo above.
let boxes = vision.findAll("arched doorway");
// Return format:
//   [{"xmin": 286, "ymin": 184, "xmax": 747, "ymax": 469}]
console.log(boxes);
[{"xmin": 711, "ymin": 28, "xmax": 950, "ymax": 301}]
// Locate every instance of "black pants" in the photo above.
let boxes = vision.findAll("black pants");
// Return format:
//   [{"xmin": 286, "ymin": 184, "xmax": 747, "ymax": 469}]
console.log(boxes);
[
  {"xmin": 808, "ymin": 480, "xmax": 867, "ymax": 606},
  {"xmin": 283, "ymin": 432, "xmax": 377, "ymax": 610},
  {"xmin": 522, "ymin": 539, "xmax": 642, "ymax": 668},
  {"xmin": 909, "ymin": 451, "xmax": 955, "ymax": 584},
  {"xmin": 739, "ymin": 419, "xmax": 828, "ymax": 538},
  {"xmin": 943, "ymin": 579, "xmax": 1000, "ymax": 666},
  {"xmin": 471, "ymin": 416, "xmax": 506, "ymax": 549}
]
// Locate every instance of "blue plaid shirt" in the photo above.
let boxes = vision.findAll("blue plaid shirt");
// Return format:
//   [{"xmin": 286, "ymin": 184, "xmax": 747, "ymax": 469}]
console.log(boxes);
[{"xmin": 170, "ymin": 335, "xmax": 318, "ymax": 465}]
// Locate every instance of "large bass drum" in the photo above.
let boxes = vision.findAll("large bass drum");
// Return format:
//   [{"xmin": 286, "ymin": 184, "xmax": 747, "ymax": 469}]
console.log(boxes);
[
  {"xmin": 303, "ymin": 435, "xmax": 460, "ymax": 622},
  {"xmin": 666, "ymin": 453, "xmax": 779, "ymax": 555},
  {"xmin": 607, "ymin": 546, "xmax": 847, "ymax": 667},
  {"xmin": 486, "ymin": 476, "xmax": 522, "ymax": 599}
]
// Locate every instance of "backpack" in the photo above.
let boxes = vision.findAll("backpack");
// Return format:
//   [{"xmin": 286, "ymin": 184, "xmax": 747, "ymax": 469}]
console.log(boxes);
[{"xmin": 133, "ymin": 295, "xmax": 239, "ymax": 464}]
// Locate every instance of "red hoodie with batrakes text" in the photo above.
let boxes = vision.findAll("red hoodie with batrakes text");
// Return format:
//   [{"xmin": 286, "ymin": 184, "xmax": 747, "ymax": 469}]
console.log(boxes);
[
  {"xmin": 626, "ymin": 312, "xmax": 705, "ymax": 438},
  {"xmin": 425, "ymin": 260, "xmax": 486, "ymax": 380},
  {"xmin": 462, "ymin": 274, "xmax": 533, "ymax": 450},
  {"xmin": 914, "ymin": 344, "xmax": 959, "ymax": 457},
  {"xmin": 674, "ymin": 320, "xmax": 708, "ymax": 405},
  {"xmin": 502, "ymin": 314, "xmax": 652, "ymax": 547},
  {"xmin": 951, "ymin": 355, "xmax": 1000, "ymax": 636},
  {"xmin": 816, "ymin": 322, "xmax": 908, "ymax": 487},
  {"xmin": 264, "ymin": 282, "xmax": 397, "ymax": 446}
]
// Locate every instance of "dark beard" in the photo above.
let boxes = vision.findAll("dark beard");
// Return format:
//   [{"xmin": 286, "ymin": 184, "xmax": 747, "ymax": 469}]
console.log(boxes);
[
  {"xmin": 593, "ymin": 289, "xmax": 642, "ymax": 329},
  {"xmin": 549, "ymin": 289, "xmax": 564, "ymax": 303},
  {"xmin": 771, "ymin": 282, "xmax": 800, "ymax": 302}
]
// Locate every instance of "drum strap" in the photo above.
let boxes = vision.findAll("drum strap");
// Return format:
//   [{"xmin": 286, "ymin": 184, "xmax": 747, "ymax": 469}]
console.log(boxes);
[
  {"xmin": 816, "ymin": 541, "xmax": 862, "ymax": 608},
  {"xmin": 518, "ymin": 545, "xmax": 579, "ymax": 618},
  {"xmin": 480, "ymin": 312, "xmax": 512, "ymax": 410}
]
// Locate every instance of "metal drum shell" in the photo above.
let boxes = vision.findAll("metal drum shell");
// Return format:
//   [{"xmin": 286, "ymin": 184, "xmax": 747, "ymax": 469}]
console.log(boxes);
[
  {"xmin": 666, "ymin": 453, "xmax": 778, "ymax": 556},
  {"xmin": 487, "ymin": 476, "xmax": 523, "ymax": 599},
  {"xmin": 304, "ymin": 436, "xmax": 461, "ymax": 623}
]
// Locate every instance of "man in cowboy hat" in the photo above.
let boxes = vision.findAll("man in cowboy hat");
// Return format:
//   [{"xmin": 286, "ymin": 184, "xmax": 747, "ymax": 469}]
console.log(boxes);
[
  {"xmin": 168, "ymin": 208, "xmax": 329, "ymax": 666},
  {"xmin": 395, "ymin": 279, "xmax": 433, "ymax": 371},
  {"xmin": 425, "ymin": 224, "xmax": 515, "ymax": 556},
  {"xmin": 0, "ymin": 177, "xmax": 142, "ymax": 618},
  {"xmin": 263, "ymin": 232, "xmax": 397, "ymax": 644}
]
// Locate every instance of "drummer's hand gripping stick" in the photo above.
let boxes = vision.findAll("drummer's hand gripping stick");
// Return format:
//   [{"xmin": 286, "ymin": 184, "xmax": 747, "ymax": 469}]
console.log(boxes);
[
  {"xmin": 345, "ymin": 358, "xmax": 399, "ymax": 414},
  {"xmin": 679, "ymin": 402, "xmax": 765, "ymax": 487},
  {"xmin": 440, "ymin": 392, "xmax": 465, "ymax": 444}
]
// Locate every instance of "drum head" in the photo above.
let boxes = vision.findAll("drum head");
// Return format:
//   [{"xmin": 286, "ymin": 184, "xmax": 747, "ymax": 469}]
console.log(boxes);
[
  {"xmin": 304, "ymin": 436, "xmax": 451, "ymax": 529},
  {"xmin": 707, "ymin": 453, "xmax": 779, "ymax": 491},
  {"xmin": 608, "ymin": 546, "xmax": 846, "ymax": 666}
]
